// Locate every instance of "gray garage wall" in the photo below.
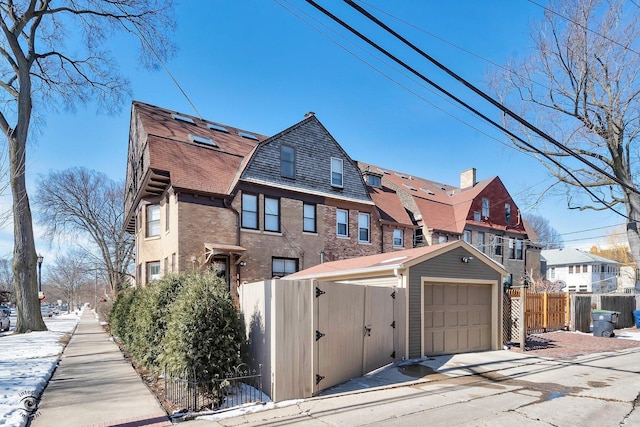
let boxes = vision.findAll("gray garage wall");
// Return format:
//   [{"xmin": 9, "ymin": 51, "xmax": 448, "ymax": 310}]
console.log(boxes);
[{"xmin": 407, "ymin": 246, "xmax": 503, "ymax": 358}]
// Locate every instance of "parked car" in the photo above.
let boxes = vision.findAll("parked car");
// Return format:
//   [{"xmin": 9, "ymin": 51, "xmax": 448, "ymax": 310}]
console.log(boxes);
[
  {"xmin": 40, "ymin": 305, "xmax": 53, "ymax": 318},
  {"xmin": 0, "ymin": 305, "xmax": 10, "ymax": 331}
]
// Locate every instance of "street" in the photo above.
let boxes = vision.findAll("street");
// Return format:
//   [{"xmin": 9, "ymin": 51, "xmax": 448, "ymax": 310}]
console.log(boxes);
[{"xmin": 189, "ymin": 346, "xmax": 640, "ymax": 426}]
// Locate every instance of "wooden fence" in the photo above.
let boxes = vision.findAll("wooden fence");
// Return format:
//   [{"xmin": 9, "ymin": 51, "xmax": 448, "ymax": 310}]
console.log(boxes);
[{"xmin": 506, "ymin": 289, "xmax": 570, "ymax": 337}]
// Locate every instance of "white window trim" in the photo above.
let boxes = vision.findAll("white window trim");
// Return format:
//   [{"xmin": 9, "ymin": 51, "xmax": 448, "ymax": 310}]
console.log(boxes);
[
  {"xmin": 336, "ymin": 208, "xmax": 348, "ymax": 237},
  {"xmin": 358, "ymin": 212, "xmax": 370, "ymax": 243},
  {"xmin": 393, "ymin": 229, "xmax": 404, "ymax": 248},
  {"xmin": 331, "ymin": 157, "xmax": 344, "ymax": 188}
]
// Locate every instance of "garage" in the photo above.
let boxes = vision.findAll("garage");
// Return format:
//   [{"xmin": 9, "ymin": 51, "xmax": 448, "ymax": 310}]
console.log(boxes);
[{"xmin": 423, "ymin": 282, "xmax": 492, "ymax": 355}]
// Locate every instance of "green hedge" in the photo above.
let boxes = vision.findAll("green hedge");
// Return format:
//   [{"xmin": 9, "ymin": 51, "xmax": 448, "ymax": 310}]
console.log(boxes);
[
  {"xmin": 109, "ymin": 272, "xmax": 245, "ymax": 382},
  {"xmin": 159, "ymin": 272, "xmax": 245, "ymax": 389}
]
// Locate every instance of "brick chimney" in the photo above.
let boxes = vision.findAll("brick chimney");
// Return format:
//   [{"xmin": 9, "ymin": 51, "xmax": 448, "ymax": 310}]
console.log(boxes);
[{"xmin": 460, "ymin": 168, "xmax": 476, "ymax": 189}]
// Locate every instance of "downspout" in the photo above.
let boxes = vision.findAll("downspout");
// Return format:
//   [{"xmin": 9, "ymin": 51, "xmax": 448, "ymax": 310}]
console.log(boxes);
[{"xmin": 224, "ymin": 196, "xmax": 242, "ymax": 288}]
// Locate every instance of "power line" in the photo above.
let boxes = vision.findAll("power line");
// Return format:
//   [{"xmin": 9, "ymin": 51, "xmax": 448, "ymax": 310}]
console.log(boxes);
[
  {"xmin": 304, "ymin": 0, "xmax": 630, "ymax": 220},
  {"xmin": 343, "ymin": 0, "xmax": 639, "ymax": 197}
]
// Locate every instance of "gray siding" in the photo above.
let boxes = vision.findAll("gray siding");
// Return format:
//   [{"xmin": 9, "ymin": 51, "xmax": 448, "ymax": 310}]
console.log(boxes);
[
  {"xmin": 241, "ymin": 117, "xmax": 370, "ymax": 202},
  {"xmin": 407, "ymin": 247, "xmax": 502, "ymax": 358}
]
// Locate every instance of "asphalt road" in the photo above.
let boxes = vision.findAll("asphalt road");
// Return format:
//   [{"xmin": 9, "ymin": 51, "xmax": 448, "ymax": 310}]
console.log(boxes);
[{"xmin": 188, "ymin": 346, "xmax": 640, "ymax": 426}]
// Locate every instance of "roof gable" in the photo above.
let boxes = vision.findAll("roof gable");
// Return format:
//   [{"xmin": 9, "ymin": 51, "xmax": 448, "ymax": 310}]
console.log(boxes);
[{"xmin": 240, "ymin": 115, "xmax": 371, "ymax": 203}]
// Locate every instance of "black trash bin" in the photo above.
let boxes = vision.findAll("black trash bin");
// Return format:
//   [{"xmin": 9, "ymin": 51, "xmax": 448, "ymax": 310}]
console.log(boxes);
[{"xmin": 592, "ymin": 310, "xmax": 619, "ymax": 337}]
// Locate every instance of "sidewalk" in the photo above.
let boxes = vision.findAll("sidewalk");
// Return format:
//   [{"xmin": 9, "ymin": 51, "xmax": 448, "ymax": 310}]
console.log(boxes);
[{"xmin": 32, "ymin": 311, "xmax": 170, "ymax": 427}]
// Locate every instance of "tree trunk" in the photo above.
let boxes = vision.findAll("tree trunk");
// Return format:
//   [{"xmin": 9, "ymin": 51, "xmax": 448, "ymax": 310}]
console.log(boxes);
[
  {"xmin": 10, "ymin": 133, "xmax": 46, "ymax": 332},
  {"xmin": 626, "ymin": 191, "xmax": 640, "ymax": 268},
  {"xmin": 10, "ymin": 69, "xmax": 46, "ymax": 332}
]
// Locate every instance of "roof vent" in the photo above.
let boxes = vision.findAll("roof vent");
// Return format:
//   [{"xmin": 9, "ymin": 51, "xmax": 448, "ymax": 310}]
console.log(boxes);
[{"xmin": 304, "ymin": 111, "xmax": 315, "ymax": 118}]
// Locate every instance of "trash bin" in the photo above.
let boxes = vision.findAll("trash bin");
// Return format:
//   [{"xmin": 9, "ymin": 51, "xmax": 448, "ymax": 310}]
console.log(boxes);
[
  {"xmin": 592, "ymin": 310, "xmax": 619, "ymax": 337},
  {"xmin": 633, "ymin": 310, "xmax": 640, "ymax": 329}
]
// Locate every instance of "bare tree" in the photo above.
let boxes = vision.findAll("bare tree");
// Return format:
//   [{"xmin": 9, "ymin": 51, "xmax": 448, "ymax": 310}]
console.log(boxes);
[
  {"xmin": 0, "ymin": 257, "xmax": 12, "ymax": 303},
  {"xmin": 494, "ymin": 0, "xmax": 640, "ymax": 265},
  {"xmin": 0, "ymin": 1, "xmax": 175, "ymax": 332},
  {"xmin": 523, "ymin": 213, "xmax": 564, "ymax": 249},
  {"xmin": 35, "ymin": 167, "xmax": 134, "ymax": 293},
  {"xmin": 45, "ymin": 251, "xmax": 91, "ymax": 313}
]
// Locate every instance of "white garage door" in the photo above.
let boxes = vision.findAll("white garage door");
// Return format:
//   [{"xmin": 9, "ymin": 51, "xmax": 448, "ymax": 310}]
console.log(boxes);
[{"xmin": 423, "ymin": 283, "xmax": 492, "ymax": 355}]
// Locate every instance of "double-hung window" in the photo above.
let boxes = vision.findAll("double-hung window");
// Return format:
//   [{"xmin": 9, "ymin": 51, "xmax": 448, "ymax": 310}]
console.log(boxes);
[
  {"xmin": 264, "ymin": 197, "xmax": 280, "ymax": 232},
  {"xmin": 463, "ymin": 230, "xmax": 471, "ymax": 243},
  {"xmin": 494, "ymin": 236, "xmax": 503, "ymax": 256},
  {"xmin": 516, "ymin": 239, "xmax": 523, "ymax": 259},
  {"xmin": 481, "ymin": 197, "xmax": 490, "ymax": 218},
  {"xmin": 281, "ymin": 145, "xmax": 295, "ymax": 178},
  {"xmin": 509, "ymin": 238, "xmax": 515, "ymax": 259},
  {"xmin": 241, "ymin": 193, "xmax": 258, "ymax": 229},
  {"xmin": 336, "ymin": 209, "xmax": 348, "ymax": 237},
  {"xmin": 358, "ymin": 212, "xmax": 370, "ymax": 243},
  {"xmin": 272, "ymin": 257, "xmax": 298, "ymax": 278},
  {"xmin": 303, "ymin": 203, "xmax": 316, "ymax": 233},
  {"xmin": 331, "ymin": 157, "xmax": 343, "ymax": 187},
  {"xmin": 504, "ymin": 203, "xmax": 511, "ymax": 224},
  {"xmin": 393, "ymin": 229, "xmax": 403, "ymax": 247},
  {"xmin": 146, "ymin": 205, "xmax": 160, "ymax": 237},
  {"xmin": 146, "ymin": 261, "xmax": 160, "ymax": 283},
  {"xmin": 477, "ymin": 232, "xmax": 485, "ymax": 253}
]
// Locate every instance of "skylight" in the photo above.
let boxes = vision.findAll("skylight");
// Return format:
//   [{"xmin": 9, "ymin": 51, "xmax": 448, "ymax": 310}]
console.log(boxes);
[
  {"xmin": 208, "ymin": 123, "xmax": 229, "ymax": 133},
  {"xmin": 403, "ymin": 183, "xmax": 417, "ymax": 191},
  {"xmin": 421, "ymin": 188, "xmax": 435, "ymax": 195},
  {"xmin": 377, "ymin": 168, "xmax": 390, "ymax": 174},
  {"xmin": 189, "ymin": 134, "xmax": 216, "ymax": 147},
  {"xmin": 172, "ymin": 113, "xmax": 195, "ymax": 124},
  {"xmin": 239, "ymin": 131, "xmax": 259, "ymax": 140},
  {"xmin": 395, "ymin": 173, "xmax": 407, "ymax": 179}
]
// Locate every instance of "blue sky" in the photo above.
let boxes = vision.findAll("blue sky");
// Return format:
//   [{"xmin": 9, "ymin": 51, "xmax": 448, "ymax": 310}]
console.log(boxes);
[{"xmin": 1, "ymin": 0, "xmax": 625, "ymax": 262}]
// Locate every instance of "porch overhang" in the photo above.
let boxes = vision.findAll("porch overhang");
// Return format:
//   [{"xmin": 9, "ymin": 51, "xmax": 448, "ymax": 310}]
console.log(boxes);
[{"xmin": 204, "ymin": 242, "xmax": 247, "ymax": 264}]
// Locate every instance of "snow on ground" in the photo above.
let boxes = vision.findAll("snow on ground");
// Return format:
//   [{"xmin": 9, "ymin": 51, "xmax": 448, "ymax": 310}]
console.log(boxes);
[{"xmin": 0, "ymin": 309, "xmax": 81, "ymax": 427}]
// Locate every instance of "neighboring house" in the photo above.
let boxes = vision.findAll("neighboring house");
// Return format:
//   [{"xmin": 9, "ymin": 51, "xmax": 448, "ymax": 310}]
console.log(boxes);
[
  {"xmin": 617, "ymin": 265, "xmax": 640, "ymax": 294},
  {"xmin": 358, "ymin": 164, "xmax": 541, "ymax": 286},
  {"xmin": 124, "ymin": 101, "xmax": 537, "ymax": 298},
  {"xmin": 541, "ymin": 248, "xmax": 620, "ymax": 293}
]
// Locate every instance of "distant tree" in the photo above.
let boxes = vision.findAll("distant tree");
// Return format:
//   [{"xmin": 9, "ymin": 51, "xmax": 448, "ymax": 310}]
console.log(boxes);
[
  {"xmin": 0, "ymin": 258, "xmax": 12, "ymax": 303},
  {"xmin": 523, "ymin": 214, "xmax": 564, "ymax": 249},
  {"xmin": 494, "ymin": 0, "xmax": 640, "ymax": 268},
  {"xmin": 0, "ymin": 1, "xmax": 176, "ymax": 333},
  {"xmin": 589, "ymin": 226, "xmax": 635, "ymax": 265},
  {"xmin": 45, "ymin": 251, "xmax": 92, "ymax": 312},
  {"xmin": 35, "ymin": 168, "xmax": 134, "ymax": 294}
]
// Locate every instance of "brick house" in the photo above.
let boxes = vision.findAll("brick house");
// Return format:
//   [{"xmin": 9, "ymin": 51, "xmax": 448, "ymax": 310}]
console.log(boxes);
[
  {"xmin": 357, "ymin": 164, "xmax": 541, "ymax": 285},
  {"xmin": 125, "ymin": 101, "xmax": 538, "ymax": 295},
  {"xmin": 124, "ymin": 102, "xmax": 413, "ymax": 299}
]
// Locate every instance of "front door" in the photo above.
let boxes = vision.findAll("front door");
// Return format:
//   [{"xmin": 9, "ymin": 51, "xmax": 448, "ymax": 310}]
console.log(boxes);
[{"xmin": 212, "ymin": 256, "xmax": 230, "ymax": 291}]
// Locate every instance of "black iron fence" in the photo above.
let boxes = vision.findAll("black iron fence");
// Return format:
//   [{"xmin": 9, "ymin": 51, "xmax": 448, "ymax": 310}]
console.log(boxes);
[{"xmin": 164, "ymin": 363, "xmax": 263, "ymax": 413}]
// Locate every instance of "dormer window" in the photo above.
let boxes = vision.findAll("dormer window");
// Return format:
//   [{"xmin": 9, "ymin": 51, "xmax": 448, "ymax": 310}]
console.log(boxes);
[
  {"xmin": 363, "ymin": 170, "xmax": 383, "ymax": 188},
  {"xmin": 281, "ymin": 145, "xmax": 295, "ymax": 178},
  {"xmin": 189, "ymin": 134, "xmax": 216, "ymax": 147},
  {"xmin": 331, "ymin": 157, "xmax": 343, "ymax": 187},
  {"xmin": 172, "ymin": 113, "xmax": 195, "ymax": 124},
  {"xmin": 366, "ymin": 174, "xmax": 382, "ymax": 187}
]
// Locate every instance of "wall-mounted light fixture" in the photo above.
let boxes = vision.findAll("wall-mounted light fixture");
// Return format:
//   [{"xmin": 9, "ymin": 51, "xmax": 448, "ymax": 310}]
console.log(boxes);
[
  {"xmin": 461, "ymin": 256, "xmax": 474, "ymax": 263},
  {"xmin": 239, "ymin": 261, "xmax": 247, "ymax": 267}
]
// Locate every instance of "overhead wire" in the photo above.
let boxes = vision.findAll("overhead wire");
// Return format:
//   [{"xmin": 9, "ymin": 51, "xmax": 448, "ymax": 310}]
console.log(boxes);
[
  {"xmin": 274, "ymin": 0, "xmax": 525, "ymax": 155},
  {"xmin": 304, "ymin": 0, "xmax": 631, "ymax": 220},
  {"xmin": 343, "ymin": 0, "xmax": 639, "ymax": 197}
]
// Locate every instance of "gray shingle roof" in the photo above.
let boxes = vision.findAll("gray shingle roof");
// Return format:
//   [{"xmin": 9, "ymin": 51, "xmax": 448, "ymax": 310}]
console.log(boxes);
[{"xmin": 541, "ymin": 248, "xmax": 619, "ymax": 266}]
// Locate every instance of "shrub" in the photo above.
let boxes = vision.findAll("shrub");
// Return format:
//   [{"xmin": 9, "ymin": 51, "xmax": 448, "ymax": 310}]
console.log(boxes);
[
  {"xmin": 109, "ymin": 288, "xmax": 139, "ymax": 347},
  {"xmin": 159, "ymin": 272, "xmax": 245, "ymax": 392},
  {"xmin": 130, "ymin": 274, "xmax": 184, "ymax": 371}
]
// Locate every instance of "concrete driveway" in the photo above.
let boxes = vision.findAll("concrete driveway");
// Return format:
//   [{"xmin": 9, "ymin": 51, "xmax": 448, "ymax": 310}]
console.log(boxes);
[{"xmin": 188, "ymin": 345, "xmax": 640, "ymax": 426}]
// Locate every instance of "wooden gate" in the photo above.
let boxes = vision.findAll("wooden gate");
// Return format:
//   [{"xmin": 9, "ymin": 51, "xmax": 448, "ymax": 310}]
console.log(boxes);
[
  {"xmin": 505, "ymin": 289, "xmax": 569, "ymax": 343},
  {"xmin": 314, "ymin": 281, "xmax": 396, "ymax": 393}
]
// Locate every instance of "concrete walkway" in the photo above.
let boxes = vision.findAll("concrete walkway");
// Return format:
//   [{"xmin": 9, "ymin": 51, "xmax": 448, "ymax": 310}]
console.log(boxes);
[{"xmin": 32, "ymin": 311, "xmax": 170, "ymax": 427}]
